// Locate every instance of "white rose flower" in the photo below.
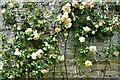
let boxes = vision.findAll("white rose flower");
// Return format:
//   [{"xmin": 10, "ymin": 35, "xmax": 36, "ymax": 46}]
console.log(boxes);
[
  {"xmin": 8, "ymin": 75, "xmax": 14, "ymax": 79},
  {"xmin": 17, "ymin": 26, "xmax": 21, "ymax": 30},
  {"xmin": 83, "ymin": 26, "xmax": 91, "ymax": 32},
  {"xmin": 25, "ymin": 28, "xmax": 32, "ymax": 35},
  {"xmin": 66, "ymin": 3, "xmax": 71, "ymax": 7},
  {"xmin": 92, "ymin": 31, "xmax": 95, "ymax": 35},
  {"xmin": 72, "ymin": 0, "xmax": 78, "ymax": 7},
  {"xmin": 99, "ymin": 22, "xmax": 103, "ymax": 26},
  {"xmin": 86, "ymin": 16, "xmax": 91, "ymax": 21},
  {"xmin": 57, "ymin": 13, "xmax": 62, "ymax": 21},
  {"xmin": 31, "ymin": 53, "xmax": 37, "ymax": 59},
  {"xmin": 14, "ymin": 48, "xmax": 21, "ymax": 56},
  {"xmin": 79, "ymin": 37, "xmax": 85, "ymax": 43},
  {"xmin": 1, "ymin": 1, "xmax": 6, "ymax": 6},
  {"xmin": 85, "ymin": 60, "xmax": 92, "ymax": 67},
  {"xmin": 1, "ymin": 8, "xmax": 6, "ymax": 14},
  {"xmin": 79, "ymin": 5, "xmax": 84, "ymax": 9},
  {"xmin": 58, "ymin": 55, "xmax": 64, "ymax": 61},
  {"xmin": 33, "ymin": 31, "xmax": 40, "ymax": 40},
  {"xmin": 95, "ymin": 25, "xmax": 99, "ymax": 28},
  {"xmin": 9, "ymin": 2, "xmax": 14, "ymax": 8},
  {"xmin": 89, "ymin": 46, "xmax": 97, "ymax": 53},
  {"xmin": 35, "ymin": 49, "xmax": 44, "ymax": 56},
  {"xmin": 41, "ymin": 69, "xmax": 49, "ymax": 74},
  {"xmin": 16, "ymin": 63, "xmax": 19, "ymax": 67}
]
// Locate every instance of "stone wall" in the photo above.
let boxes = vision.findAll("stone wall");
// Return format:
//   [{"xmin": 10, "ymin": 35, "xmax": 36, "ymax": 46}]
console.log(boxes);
[{"xmin": 0, "ymin": 1, "xmax": 120, "ymax": 79}]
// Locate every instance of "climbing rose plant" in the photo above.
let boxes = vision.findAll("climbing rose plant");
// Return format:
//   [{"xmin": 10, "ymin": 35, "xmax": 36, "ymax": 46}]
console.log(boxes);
[
  {"xmin": 0, "ymin": 0, "xmax": 120, "ymax": 79},
  {"xmin": 1, "ymin": 2, "xmax": 63, "ymax": 79},
  {"xmin": 56, "ymin": 0, "xmax": 119, "ymax": 66}
]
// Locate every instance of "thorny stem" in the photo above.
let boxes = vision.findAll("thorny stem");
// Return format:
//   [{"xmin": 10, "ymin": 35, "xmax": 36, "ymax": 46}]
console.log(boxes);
[
  {"xmin": 53, "ymin": 59, "xmax": 55, "ymax": 80},
  {"xmin": 102, "ymin": 63, "xmax": 107, "ymax": 80},
  {"xmin": 74, "ymin": 45, "xmax": 78, "ymax": 76},
  {"xmin": 64, "ymin": 41, "xmax": 68, "ymax": 80},
  {"xmin": 64, "ymin": 32, "xmax": 69, "ymax": 80},
  {"xmin": 60, "ymin": 62, "xmax": 64, "ymax": 80}
]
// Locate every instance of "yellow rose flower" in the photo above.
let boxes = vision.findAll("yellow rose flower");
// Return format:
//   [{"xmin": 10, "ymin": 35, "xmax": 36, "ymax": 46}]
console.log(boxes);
[
  {"xmin": 65, "ymin": 23, "xmax": 72, "ymax": 29},
  {"xmin": 55, "ymin": 28, "xmax": 61, "ymax": 33},
  {"xmin": 113, "ymin": 51, "xmax": 119, "ymax": 56},
  {"xmin": 85, "ymin": 60, "xmax": 92, "ymax": 67},
  {"xmin": 64, "ymin": 18, "xmax": 72, "ymax": 24},
  {"xmin": 61, "ymin": 12, "xmax": 69, "ymax": 22}
]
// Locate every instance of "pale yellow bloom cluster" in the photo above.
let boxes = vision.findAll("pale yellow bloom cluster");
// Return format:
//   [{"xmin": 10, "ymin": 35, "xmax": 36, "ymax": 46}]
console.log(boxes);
[
  {"xmin": 62, "ymin": 3, "xmax": 71, "ymax": 13},
  {"xmin": 25, "ymin": 29, "xmax": 40, "ymax": 40},
  {"xmin": 57, "ymin": 3, "xmax": 72, "ymax": 29},
  {"xmin": 38, "ymin": 20, "xmax": 46, "ymax": 24},
  {"xmin": 31, "ymin": 49, "xmax": 44, "ymax": 59},
  {"xmin": 85, "ymin": 60, "xmax": 92, "ymax": 67}
]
